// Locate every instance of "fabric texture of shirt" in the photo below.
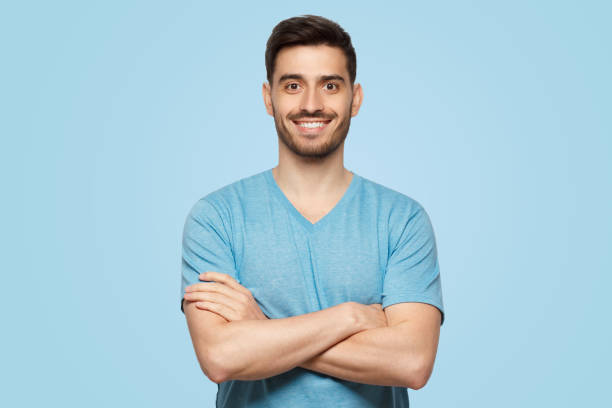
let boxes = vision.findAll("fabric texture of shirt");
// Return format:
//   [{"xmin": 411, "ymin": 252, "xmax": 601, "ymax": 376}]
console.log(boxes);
[{"xmin": 180, "ymin": 167, "xmax": 445, "ymax": 407}]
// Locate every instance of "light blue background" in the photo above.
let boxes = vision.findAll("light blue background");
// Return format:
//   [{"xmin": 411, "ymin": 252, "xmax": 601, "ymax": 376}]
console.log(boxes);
[{"xmin": 2, "ymin": 1, "xmax": 610, "ymax": 406}]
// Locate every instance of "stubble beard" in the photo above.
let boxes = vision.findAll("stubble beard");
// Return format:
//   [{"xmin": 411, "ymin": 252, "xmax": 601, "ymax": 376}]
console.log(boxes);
[{"xmin": 272, "ymin": 104, "xmax": 351, "ymax": 160}]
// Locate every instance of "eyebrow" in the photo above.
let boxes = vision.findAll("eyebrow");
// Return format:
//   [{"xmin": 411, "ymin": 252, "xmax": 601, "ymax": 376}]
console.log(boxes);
[{"xmin": 277, "ymin": 73, "xmax": 346, "ymax": 84}]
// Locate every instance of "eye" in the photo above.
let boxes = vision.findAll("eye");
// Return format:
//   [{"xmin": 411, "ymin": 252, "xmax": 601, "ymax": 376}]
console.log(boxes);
[
  {"xmin": 285, "ymin": 83, "xmax": 301, "ymax": 92},
  {"xmin": 325, "ymin": 82, "xmax": 339, "ymax": 91}
]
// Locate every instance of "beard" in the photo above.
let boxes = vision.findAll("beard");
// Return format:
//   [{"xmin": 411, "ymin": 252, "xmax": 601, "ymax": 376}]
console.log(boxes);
[{"xmin": 272, "ymin": 104, "xmax": 351, "ymax": 160}]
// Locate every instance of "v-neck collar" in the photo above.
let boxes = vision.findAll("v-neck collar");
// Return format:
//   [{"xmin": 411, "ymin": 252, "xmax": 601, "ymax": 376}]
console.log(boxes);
[{"xmin": 264, "ymin": 167, "xmax": 361, "ymax": 233}]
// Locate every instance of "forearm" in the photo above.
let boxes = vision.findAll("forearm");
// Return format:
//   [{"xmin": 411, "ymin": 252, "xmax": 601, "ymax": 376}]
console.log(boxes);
[
  {"xmin": 298, "ymin": 325, "xmax": 417, "ymax": 387},
  {"xmin": 212, "ymin": 302, "xmax": 360, "ymax": 382}
]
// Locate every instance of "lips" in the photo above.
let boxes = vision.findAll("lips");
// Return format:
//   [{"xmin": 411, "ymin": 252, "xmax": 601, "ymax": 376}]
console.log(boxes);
[{"xmin": 291, "ymin": 119, "xmax": 332, "ymax": 134}]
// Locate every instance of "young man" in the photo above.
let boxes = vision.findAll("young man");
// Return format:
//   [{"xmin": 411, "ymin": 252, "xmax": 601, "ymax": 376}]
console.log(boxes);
[{"xmin": 181, "ymin": 15, "xmax": 445, "ymax": 407}]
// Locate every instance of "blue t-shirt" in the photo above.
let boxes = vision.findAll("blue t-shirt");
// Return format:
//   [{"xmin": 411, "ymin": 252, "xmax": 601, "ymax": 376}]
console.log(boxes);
[{"xmin": 181, "ymin": 168, "xmax": 445, "ymax": 408}]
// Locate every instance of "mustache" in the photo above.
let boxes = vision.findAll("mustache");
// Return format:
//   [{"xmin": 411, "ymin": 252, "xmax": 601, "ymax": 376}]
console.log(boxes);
[{"xmin": 288, "ymin": 112, "xmax": 335, "ymax": 121}]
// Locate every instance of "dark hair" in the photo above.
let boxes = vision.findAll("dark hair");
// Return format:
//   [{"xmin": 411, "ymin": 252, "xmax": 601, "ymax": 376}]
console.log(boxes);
[{"xmin": 265, "ymin": 15, "xmax": 357, "ymax": 86}]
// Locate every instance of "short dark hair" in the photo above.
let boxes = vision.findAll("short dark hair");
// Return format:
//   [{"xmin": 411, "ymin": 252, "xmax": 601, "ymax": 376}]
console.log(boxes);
[{"xmin": 265, "ymin": 15, "xmax": 357, "ymax": 87}]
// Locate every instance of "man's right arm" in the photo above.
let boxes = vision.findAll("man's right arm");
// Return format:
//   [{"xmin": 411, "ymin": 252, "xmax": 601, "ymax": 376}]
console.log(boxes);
[{"xmin": 183, "ymin": 299, "xmax": 363, "ymax": 383}]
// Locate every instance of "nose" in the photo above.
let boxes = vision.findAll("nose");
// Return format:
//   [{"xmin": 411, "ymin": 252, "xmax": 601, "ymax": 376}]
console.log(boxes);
[{"xmin": 299, "ymin": 85, "xmax": 324, "ymax": 113}]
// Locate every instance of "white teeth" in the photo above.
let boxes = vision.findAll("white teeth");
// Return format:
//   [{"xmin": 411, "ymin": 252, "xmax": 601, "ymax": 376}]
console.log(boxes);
[{"xmin": 297, "ymin": 122, "xmax": 326, "ymax": 128}]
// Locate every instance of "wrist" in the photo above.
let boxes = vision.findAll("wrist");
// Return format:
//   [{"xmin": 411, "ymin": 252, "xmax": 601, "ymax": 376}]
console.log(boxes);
[{"xmin": 341, "ymin": 301, "xmax": 362, "ymax": 332}]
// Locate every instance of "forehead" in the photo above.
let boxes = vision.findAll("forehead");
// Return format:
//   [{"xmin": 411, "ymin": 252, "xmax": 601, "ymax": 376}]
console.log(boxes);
[{"xmin": 274, "ymin": 44, "xmax": 349, "ymax": 82}]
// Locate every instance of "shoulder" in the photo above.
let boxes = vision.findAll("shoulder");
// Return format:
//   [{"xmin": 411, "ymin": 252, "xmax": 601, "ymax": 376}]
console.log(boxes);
[
  {"xmin": 357, "ymin": 173, "xmax": 426, "ymax": 217},
  {"xmin": 356, "ymin": 174, "xmax": 435, "ymax": 247},
  {"xmin": 189, "ymin": 169, "xmax": 268, "ymax": 219}
]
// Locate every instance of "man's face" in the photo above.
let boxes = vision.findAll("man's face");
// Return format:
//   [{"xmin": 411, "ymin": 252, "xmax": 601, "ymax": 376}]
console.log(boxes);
[{"xmin": 263, "ymin": 44, "xmax": 362, "ymax": 159}]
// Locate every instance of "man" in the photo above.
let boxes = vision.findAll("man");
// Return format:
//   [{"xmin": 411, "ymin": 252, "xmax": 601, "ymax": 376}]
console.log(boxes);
[{"xmin": 180, "ymin": 14, "xmax": 445, "ymax": 407}]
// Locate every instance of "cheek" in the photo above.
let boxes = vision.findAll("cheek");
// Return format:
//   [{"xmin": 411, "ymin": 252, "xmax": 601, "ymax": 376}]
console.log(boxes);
[
  {"xmin": 274, "ymin": 106, "xmax": 295, "ymax": 121},
  {"xmin": 273, "ymin": 94, "xmax": 296, "ymax": 109},
  {"xmin": 327, "ymin": 97, "xmax": 350, "ymax": 115}
]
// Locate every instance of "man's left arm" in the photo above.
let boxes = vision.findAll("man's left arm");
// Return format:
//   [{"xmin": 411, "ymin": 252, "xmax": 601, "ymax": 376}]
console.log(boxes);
[
  {"xmin": 299, "ymin": 301, "xmax": 441, "ymax": 389},
  {"xmin": 300, "ymin": 202, "xmax": 444, "ymax": 389}
]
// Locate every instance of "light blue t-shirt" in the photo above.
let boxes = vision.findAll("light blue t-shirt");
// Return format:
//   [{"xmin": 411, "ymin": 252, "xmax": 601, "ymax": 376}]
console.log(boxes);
[{"xmin": 181, "ymin": 167, "xmax": 445, "ymax": 408}]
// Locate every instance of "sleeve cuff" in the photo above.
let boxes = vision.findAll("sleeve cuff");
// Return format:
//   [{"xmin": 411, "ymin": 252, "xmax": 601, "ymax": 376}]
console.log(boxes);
[{"xmin": 382, "ymin": 294, "xmax": 445, "ymax": 326}]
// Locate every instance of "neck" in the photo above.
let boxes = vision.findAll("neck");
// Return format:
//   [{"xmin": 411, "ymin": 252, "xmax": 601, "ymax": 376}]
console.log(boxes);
[{"xmin": 272, "ymin": 160, "xmax": 352, "ymax": 202}]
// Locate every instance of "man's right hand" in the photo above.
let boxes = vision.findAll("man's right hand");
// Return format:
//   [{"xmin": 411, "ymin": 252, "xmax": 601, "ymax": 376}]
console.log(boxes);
[{"xmin": 350, "ymin": 302, "xmax": 388, "ymax": 331}]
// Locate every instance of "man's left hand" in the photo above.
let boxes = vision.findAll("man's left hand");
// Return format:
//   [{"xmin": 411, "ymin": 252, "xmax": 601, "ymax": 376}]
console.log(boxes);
[{"xmin": 184, "ymin": 271, "xmax": 268, "ymax": 322}]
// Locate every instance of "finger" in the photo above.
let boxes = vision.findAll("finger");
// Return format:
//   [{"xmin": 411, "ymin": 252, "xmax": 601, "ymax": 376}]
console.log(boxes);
[
  {"xmin": 185, "ymin": 282, "xmax": 248, "ymax": 304},
  {"xmin": 195, "ymin": 274, "xmax": 253, "ymax": 298},
  {"xmin": 185, "ymin": 290, "xmax": 247, "ymax": 319},
  {"xmin": 184, "ymin": 290, "xmax": 240, "ymax": 311},
  {"xmin": 195, "ymin": 301, "xmax": 239, "ymax": 321},
  {"xmin": 197, "ymin": 303, "xmax": 231, "ymax": 322},
  {"xmin": 199, "ymin": 271, "xmax": 251, "ymax": 296}
]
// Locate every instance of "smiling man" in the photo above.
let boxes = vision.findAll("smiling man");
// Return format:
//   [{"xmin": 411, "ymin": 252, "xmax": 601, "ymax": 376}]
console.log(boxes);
[
  {"xmin": 268, "ymin": 45, "xmax": 354, "ymax": 161},
  {"xmin": 180, "ymin": 15, "xmax": 445, "ymax": 407}
]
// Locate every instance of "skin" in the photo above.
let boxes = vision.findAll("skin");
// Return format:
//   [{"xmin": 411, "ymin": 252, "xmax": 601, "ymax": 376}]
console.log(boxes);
[
  {"xmin": 262, "ymin": 44, "xmax": 363, "ymax": 224},
  {"xmin": 184, "ymin": 271, "xmax": 440, "ymax": 388},
  {"xmin": 183, "ymin": 44, "xmax": 441, "ymax": 389},
  {"xmin": 263, "ymin": 44, "xmax": 361, "ymax": 161}
]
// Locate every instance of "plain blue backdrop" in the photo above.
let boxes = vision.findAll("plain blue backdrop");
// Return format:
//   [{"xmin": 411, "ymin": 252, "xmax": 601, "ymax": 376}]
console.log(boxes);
[{"xmin": 3, "ymin": 1, "xmax": 610, "ymax": 406}]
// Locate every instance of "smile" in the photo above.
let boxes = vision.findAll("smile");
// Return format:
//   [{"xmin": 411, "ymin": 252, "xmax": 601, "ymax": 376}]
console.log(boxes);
[{"xmin": 292, "ymin": 120, "xmax": 332, "ymax": 133}]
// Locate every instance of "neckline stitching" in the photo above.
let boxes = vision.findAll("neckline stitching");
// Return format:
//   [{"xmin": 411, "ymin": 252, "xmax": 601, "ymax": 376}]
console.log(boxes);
[{"xmin": 264, "ymin": 168, "xmax": 360, "ymax": 233}]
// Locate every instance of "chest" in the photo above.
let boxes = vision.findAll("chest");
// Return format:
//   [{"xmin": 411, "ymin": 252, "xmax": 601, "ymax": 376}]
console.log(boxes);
[{"xmin": 235, "ymin": 215, "xmax": 387, "ymax": 318}]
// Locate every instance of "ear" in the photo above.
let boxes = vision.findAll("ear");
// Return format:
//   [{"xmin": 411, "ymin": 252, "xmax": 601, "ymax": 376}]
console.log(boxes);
[
  {"xmin": 350, "ymin": 83, "xmax": 363, "ymax": 117},
  {"xmin": 262, "ymin": 82, "xmax": 274, "ymax": 116}
]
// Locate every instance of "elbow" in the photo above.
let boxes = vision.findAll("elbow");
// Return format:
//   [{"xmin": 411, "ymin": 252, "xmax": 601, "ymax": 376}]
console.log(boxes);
[
  {"xmin": 404, "ymin": 357, "xmax": 434, "ymax": 390},
  {"xmin": 206, "ymin": 362, "xmax": 228, "ymax": 385},
  {"xmin": 196, "ymin": 344, "xmax": 232, "ymax": 384},
  {"xmin": 407, "ymin": 373, "xmax": 429, "ymax": 390}
]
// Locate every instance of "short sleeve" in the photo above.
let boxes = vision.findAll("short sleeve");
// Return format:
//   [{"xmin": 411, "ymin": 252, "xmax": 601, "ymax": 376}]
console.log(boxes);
[
  {"xmin": 382, "ymin": 202, "xmax": 445, "ymax": 326},
  {"xmin": 180, "ymin": 198, "xmax": 238, "ymax": 314}
]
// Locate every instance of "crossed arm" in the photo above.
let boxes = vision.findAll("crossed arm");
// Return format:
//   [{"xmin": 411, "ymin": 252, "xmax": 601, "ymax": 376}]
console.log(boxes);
[
  {"xmin": 183, "ymin": 279, "xmax": 441, "ymax": 389},
  {"xmin": 298, "ymin": 301, "xmax": 441, "ymax": 389}
]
